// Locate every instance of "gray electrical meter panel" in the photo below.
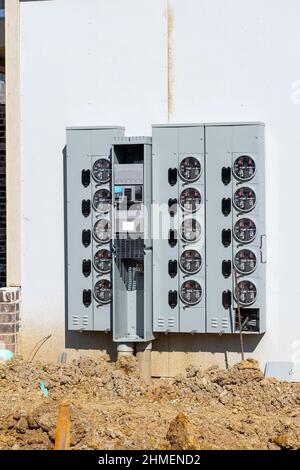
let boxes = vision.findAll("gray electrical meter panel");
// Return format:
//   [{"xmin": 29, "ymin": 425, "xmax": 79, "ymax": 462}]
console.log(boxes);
[
  {"xmin": 152, "ymin": 125, "xmax": 206, "ymax": 333},
  {"xmin": 66, "ymin": 122, "xmax": 265, "ymax": 338},
  {"xmin": 205, "ymin": 123, "xmax": 265, "ymax": 334},
  {"xmin": 152, "ymin": 122, "xmax": 265, "ymax": 335},
  {"xmin": 66, "ymin": 126, "xmax": 124, "ymax": 331},
  {"xmin": 112, "ymin": 137, "xmax": 153, "ymax": 342}
]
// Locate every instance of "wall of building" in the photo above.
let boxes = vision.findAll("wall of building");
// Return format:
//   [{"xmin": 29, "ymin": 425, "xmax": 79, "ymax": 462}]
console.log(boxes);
[
  {"xmin": 18, "ymin": 0, "xmax": 300, "ymax": 377},
  {"xmin": 6, "ymin": 0, "xmax": 21, "ymax": 287},
  {"xmin": 0, "ymin": 104, "xmax": 5, "ymax": 287}
]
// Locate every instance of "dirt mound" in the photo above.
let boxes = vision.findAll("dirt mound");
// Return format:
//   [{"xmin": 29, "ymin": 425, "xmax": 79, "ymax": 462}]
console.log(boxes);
[
  {"xmin": 164, "ymin": 412, "xmax": 198, "ymax": 450},
  {"xmin": 0, "ymin": 355, "xmax": 146, "ymax": 402},
  {"xmin": 0, "ymin": 357, "xmax": 300, "ymax": 450}
]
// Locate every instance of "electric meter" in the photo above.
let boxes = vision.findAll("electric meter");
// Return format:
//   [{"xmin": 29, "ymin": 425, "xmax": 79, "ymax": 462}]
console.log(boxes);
[
  {"xmin": 179, "ymin": 188, "xmax": 201, "ymax": 213},
  {"xmin": 94, "ymin": 279, "xmax": 112, "ymax": 304},
  {"xmin": 233, "ymin": 155, "xmax": 256, "ymax": 181},
  {"xmin": 234, "ymin": 218, "xmax": 256, "ymax": 243},
  {"xmin": 180, "ymin": 280, "xmax": 202, "ymax": 305},
  {"xmin": 93, "ymin": 219, "xmax": 112, "ymax": 244},
  {"xmin": 93, "ymin": 249, "xmax": 112, "ymax": 274},
  {"xmin": 92, "ymin": 158, "xmax": 111, "ymax": 183},
  {"xmin": 92, "ymin": 189, "xmax": 112, "ymax": 213},
  {"xmin": 234, "ymin": 249, "xmax": 256, "ymax": 274},
  {"xmin": 233, "ymin": 187, "xmax": 256, "ymax": 212},
  {"xmin": 180, "ymin": 218, "xmax": 201, "ymax": 243},
  {"xmin": 180, "ymin": 250, "xmax": 202, "ymax": 274},
  {"xmin": 179, "ymin": 156, "xmax": 201, "ymax": 182},
  {"xmin": 236, "ymin": 280, "xmax": 257, "ymax": 306}
]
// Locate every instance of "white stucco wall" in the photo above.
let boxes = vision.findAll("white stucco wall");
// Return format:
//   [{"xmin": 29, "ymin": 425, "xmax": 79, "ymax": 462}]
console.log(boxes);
[{"xmin": 20, "ymin": 0, "xmax": 300, "ymax": 377}]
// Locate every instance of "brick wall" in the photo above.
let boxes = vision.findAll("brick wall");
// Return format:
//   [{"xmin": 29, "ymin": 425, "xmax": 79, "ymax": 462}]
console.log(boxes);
[
  {"xmin": 0, "ymin": 104, "xmax": 5, "ymax": 287},
  {"xmin": 0, "ymin": 288, "xmax": 21, "ymax": 354}
]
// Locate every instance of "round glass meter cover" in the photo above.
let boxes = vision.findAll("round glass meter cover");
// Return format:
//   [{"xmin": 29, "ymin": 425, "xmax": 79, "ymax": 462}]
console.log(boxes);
[
  {"xmin": 180, "ymin": 280, "xmax": 202, "ymax": 305},
  {"xmin": 94, "ymin": 279, "xmax": 112, "ymax": 304},
  {"xmin": 234, "ymin": 249, "xmax": 257, "ymax": 274},
  {"xmin": 93, "ymin": 219, "xmax": 112, "ymax": 244},
  {"xmin": 236, "ymin": 280, "xmax": 257, "ymax": 306},
  {"xmin": 233, "ymin": 155, "xmax": 256, "ymax": 181},
  {"xmin": 180, "ymin": 218, "xmax": 201, "ymax": 243},
  {"xmin": 233, "ymin": 187, "xmax": 256, "ymax": 212},
  {"xmin": 234, "ymin": 218, "xmax": 256, "ymax": 243},
  {"xmin": 179, "ymin": 188, "xmax": 202, "ymax": 213},
  {"xmin": 92, "ymin": 189, "xmax": 112, "ymax": 213},
  {"xmin": 92, "ymin": 158, "xmax": 111, "ymax": 183},
  {"xmin": 179, "ymin": 156, "xmax": 201, "ymax": 182},
  {"xmin": 180, "ymin": 250, "xmax": 202, "ymax": 274},
  {"xmin": 93, "ymin": 249, "xmax": 112, "ymax": 274}
]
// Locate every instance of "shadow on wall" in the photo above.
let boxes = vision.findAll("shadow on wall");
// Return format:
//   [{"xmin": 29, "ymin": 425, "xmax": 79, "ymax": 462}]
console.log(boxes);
[
  {"xmin": 62, "ymin": 146, "xmax": 264, "ymax": 365},
  {"xmin": 154, "ymin": 333, "xmax": 263, "ymax": 354}
]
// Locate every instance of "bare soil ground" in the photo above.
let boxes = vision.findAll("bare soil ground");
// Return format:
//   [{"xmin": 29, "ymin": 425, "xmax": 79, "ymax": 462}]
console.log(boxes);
[{"xmin": 0, "ymin": 356, "xmax": 300, "ymax": 450}]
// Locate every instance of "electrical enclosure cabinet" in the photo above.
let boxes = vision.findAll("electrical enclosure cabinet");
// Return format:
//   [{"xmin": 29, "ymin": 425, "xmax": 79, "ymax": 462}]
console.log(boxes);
[
  {"xmin": 112, "ymin": 137, "xmax": 153, "ymax": 342},
  {"xmin": 205, "ymin": 123, "xmax": 265, "ymax": 334},
  {"xmin": 66, "ymin": 126, "xmax": 124, "ymax": 331},
  {"xmin": 66, "ymin": 122, "xmax": 266, "ymax": 339},
  {"xmin": 152, "ymin": 122, "xmax": 265, "ymax": 335},
  {"xmin": 152, "ymin": 125, "xmax": 206, "ymax": 333}
]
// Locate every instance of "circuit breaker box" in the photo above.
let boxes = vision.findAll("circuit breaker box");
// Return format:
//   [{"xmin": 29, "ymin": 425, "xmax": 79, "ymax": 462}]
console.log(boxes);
[
  {"xmin": 112, "ymin": 137, "xmax": 153, "ymax": 342},
  {"xmin": 66, "ymin": 122, "xmax": 266, "ymax": 339}
]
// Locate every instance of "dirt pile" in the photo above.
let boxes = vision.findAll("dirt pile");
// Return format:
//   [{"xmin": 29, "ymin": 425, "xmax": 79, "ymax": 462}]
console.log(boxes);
[
  {"xmin": 0, "ymin": 357, "xmax": 300, "ymax": 450},
  {"xmin": 0, "ymin": 355, "xmax": 146, "ymax": 402},
  {"xmin": 163, "ymin": 359, "xmax": 300, "ymax": 414},
  {"xmin": 164, "ymin": 412, "xmax": 198, "ymax": 450}
]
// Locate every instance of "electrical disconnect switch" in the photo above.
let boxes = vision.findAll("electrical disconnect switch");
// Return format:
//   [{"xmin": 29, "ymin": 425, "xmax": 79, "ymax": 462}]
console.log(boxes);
[
  {"xmin": 168, "ymin": 290, "xmax": 178, "ymax": 309},
  {"xmin": 222, "ymin": 229, "xmax": 231, "ymax": 247},
  {"xmin": 168, "ymin": 229, "xmax": 177, "ymax": 247},
  {"xmin": 82, "ymin": 229, "xmax": 91, "ymax": 247},
  {"xmin": 82, "ymin": 289, "xmax": 92, "ymax": 307},
  {"xmin": 222, "ymin": 167, "xmax": 231, "ymax": 185},
  {"xmin": 222, "ymin": 198, "xmax": 231, "ymax": 216},
  {"xmin": 222, "ymin": 260, "xmax": 231, "ymax": 278},
  {"xmin": 81, "ymin": 169, "xmax": 90, "ymax": 187},
  {"xmin": 168, "ymin": 168, "xmax": 177, "ymax": 186},
  {"xmin": 168, "ymin": 198, "xmax": 177, "ymax": 217},
  {"xmin": 82, "ymin": 200, "xmax": 91, "ymax": 217},
  {"xmin": 168, "ymin": 260, "xmax": 177, "ymax": 278},
  {"xmin": 222, "ymin": 290, "xmax": 232, "ymax": 309},
  {"xmin": 82, "ymin": 259, "xmax": 91, "ymax": 277}
]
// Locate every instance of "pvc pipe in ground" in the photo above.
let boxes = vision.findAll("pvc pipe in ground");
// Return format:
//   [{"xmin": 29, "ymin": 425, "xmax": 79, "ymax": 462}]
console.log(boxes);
[
  {"xmin": 117, "ymin": 343, "xmax": 134, "ymax": 359},
  {"xmin": 136, "ymin": 342, "xmax": 152, "ymax": 385}
]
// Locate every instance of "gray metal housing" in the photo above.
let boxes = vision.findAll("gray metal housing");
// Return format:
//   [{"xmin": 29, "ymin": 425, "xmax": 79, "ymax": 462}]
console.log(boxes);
[
  {"xmin": 112, "ymin": 137, "xmax": 153, "ymax": 342},
  {"xmin": 152, "ymin": 122, "xmax": 265, "ymax": 335},
  {"xmin": 66, "ymin": 122, "xmax": 265, "ymax": 339},
  {"xmin": 66, "ymin": 126, "xmax": 124, "ymax": 331},
  {"xmin": 205, "ymin": 123, "xmax": 265, "ymax": 334},
  {"xmin": 152, "ymin": 125, "xmax": 206, "ymax": 333}
]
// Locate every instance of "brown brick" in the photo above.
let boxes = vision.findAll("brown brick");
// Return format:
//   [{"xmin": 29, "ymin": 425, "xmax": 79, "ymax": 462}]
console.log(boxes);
[
  {"xmin": 0, "ymin": 303, "xmax": 18, "ymax": 313},
  {"xmin": 0, "ymin": 334, "xmax": 17, "ymax": 345},
  {"xmin": 0, "ymin": 323, "xmax": 20, "ymax": 333},
  {"xmin": 0, "ymin": 288, "xmax": 21, "ymax": 303},
  {"xmin": 0, "ymin": 312, "xmax": 19, "ymax": 323}
]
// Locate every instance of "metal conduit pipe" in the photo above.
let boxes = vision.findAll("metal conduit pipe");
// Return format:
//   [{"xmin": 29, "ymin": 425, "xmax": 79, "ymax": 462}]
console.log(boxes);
[{"xmin": 117, "ymin": 343, "xmax": 134, "ymax": 359}]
